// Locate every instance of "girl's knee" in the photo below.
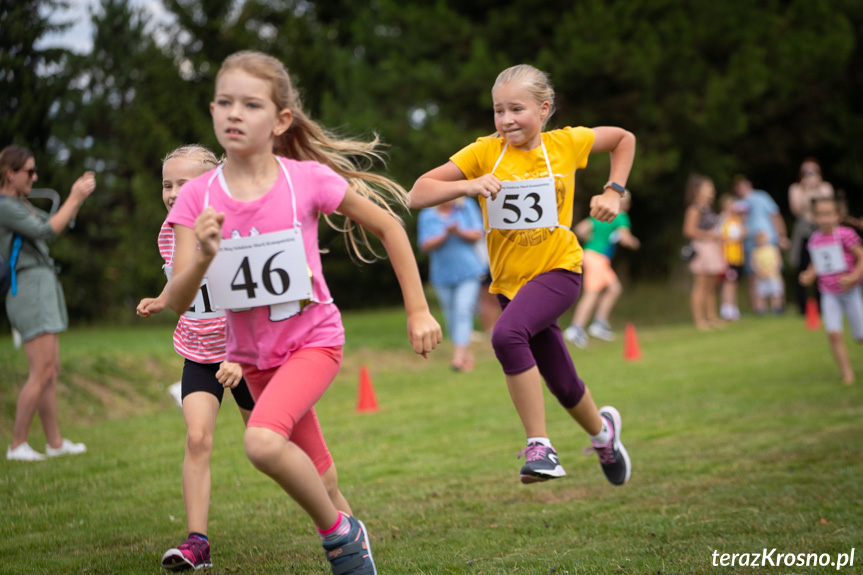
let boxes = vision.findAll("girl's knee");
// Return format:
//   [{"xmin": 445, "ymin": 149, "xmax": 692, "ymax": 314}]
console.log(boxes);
[
  {"xmin": 491, "ymin": 324, "xmax": 520, "ymax": 354},
  {"xmin": 244, "ymin": 427, "xmax": 285, "ymax": 469},
  {"xmin": 186, "ymin": 427, "xmax": 214, "ymax": 458}
]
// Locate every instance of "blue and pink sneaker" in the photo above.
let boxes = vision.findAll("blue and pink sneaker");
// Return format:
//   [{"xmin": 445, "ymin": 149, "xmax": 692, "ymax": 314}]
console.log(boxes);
[
  {"xmin": 517, "ymin": 442, "xmax": 566, "ymax": 484},
  {"xmin": 160, "ymin": 535, "xmax": 212, "ymax": 571},
  {"xmin": 322, "ymin": 515, "xmax": 377, "ymax": 575},
  {"xmin": 584, "ymin": 406, "xmax": 631, "ymax": 485}
]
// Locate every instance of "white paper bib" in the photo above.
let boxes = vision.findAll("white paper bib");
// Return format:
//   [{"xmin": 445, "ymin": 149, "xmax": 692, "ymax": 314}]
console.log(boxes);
[
  {"xmin": 164, "ymin": 265, "xmax": 225, "ymax": 319},
  {"xmin": 207, "ymin": 228, "xmax": 312, "ymax": 311},
  {"xmin": 811, "ymin": 238, "xmax": 848, "ymax": 275},
  {"xmin": 484, "ymin": 140, "xmax": 561, "ymax": 231}
]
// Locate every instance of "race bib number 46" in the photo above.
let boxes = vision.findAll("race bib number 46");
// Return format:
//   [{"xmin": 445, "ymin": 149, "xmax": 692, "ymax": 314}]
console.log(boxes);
[
  {"xmin": 207, "ymin": 228, "xmax": 312, "ymax": 311},
  {"xmin": 486, "ymin": 179, "xmax": 558, "ymax": 230}
]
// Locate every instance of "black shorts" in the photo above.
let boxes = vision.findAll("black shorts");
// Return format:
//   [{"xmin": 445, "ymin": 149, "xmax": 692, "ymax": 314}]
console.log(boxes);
[{"xmin": 181, "ymin": 359, "xmax": 255, "ymax": 411}]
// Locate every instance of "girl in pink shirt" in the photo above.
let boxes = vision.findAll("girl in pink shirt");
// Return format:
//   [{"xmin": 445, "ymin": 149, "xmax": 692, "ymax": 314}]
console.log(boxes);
[
  {"xmin": 800, "ymin": 197, "xmax": 863, "ymax": 384},
  {"xmin": 165, "ymin": 51, "xmax": 440, "ymax": 575}
]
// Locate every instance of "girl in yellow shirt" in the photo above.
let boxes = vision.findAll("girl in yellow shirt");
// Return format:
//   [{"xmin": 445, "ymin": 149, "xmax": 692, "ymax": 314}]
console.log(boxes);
[{"xmin": 409, "ymin": 64, "xmax": 635, "ymax": 486}]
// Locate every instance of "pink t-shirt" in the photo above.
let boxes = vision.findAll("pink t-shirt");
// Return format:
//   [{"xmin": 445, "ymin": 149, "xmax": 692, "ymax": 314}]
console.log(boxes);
[
  {"xmin": 167, "ymin": 157, "xmax": 348, "ymax": 370},
  {"xmin": 158, "ymin": 220, "xmax": 227, "ymax": 363},
  {"xmin": 807, "ymin": 226, "xmax": 862, "ymax": 295}
]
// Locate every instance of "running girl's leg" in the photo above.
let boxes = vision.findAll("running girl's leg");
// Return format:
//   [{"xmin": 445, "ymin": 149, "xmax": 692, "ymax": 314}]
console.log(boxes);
[
  {"xmin": 321, "ymin": 464, "xmax": 352, "ymax": 516},
  {"xmin": 493, "ymin": 269, "xmax": 630, "ymax": 485},
  {"xmin": 162, "ymin": 360, "xmax": 228, "ymax": 571},
  {"xmin": 520, "ymin": 284, "xmax": 604, "ymax": 436},
  {"xmin": 492, "ymin": 270, "xmax": 580, "ymax": 482},
  {"xmin": 845, "ymin": 286, "xmax": 863, "ymax": 342},
  {"xmin": 527, "ymin": 326, "xmax": 599, "ymax": 434},
  {"xmin": 242, "ymin": 355, "xmax": 350, "ymax": 515},
  {"xmin": 181, "ymin": 392, "xmax": 220, "ymax": 536},
  {"xmin": 822, "ymin": 292, "xmax": 855, "ymax": 384},
  {"xmin": 243, "ymin": 347, "xmax": 373, "ymax": 573},
  {"xmin": 242, "ymin": 347, "xmax": 343, "ymax": 529},
  {"xmin": 493, "ymin": 270, "xmax": 583, "ymax": 433}
]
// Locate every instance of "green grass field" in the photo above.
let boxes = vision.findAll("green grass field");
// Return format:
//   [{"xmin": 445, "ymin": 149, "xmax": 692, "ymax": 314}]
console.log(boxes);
[{"xmin": 1, "ymin": 308, "xmax": 861, "ymax": 574}]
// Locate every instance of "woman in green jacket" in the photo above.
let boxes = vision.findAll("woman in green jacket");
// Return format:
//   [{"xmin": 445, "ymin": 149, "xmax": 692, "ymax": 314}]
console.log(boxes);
[{"xmin": 0, "ymin": 145, "xmax": 95, "ymax": 461}]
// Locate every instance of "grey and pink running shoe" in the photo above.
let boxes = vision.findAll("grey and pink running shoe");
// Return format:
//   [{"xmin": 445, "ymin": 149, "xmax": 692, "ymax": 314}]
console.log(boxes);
[
  {"xmin": 584, "ymin": 406, "xmax": 631, "ymax": 485},
  {"xmin": 323, "ymin": 515, "xmax": 377, "ymax": 575},
  {"xmin": 161, "ymin": 535, "xmax": 212, "ymax": 571},
  {"xmin": 517, "ymin": 441, "xmax": 566, "ymax": 484}
]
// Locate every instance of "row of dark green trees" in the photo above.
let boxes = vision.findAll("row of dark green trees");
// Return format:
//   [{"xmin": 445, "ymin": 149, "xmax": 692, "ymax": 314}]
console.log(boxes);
[{"xmin": 2, "ymin": 0, "xmax": 862, "ymax": 321}]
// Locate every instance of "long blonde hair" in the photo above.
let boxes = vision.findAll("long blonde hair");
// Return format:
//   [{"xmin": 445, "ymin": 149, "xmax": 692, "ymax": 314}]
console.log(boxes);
[
  {"xmin": 216, "ymin": 51, "xmax": 407, "ymax": 262},
  {"xmin": 493, "ymin": 64, "xmax": 556, "ymax": 127}
]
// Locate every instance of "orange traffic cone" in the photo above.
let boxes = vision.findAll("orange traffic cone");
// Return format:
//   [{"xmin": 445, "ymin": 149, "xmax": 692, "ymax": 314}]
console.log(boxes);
[
  {"xmin": 356, "ymin": 365, "xmax": 379, "ymax": 413},
  {"xmin": 623, "ymin": 322, "xmax": 642, "ymax": 362},
  {"xmin": 805, "ymin": 297, "xmax": 821, "ymax": 331}
]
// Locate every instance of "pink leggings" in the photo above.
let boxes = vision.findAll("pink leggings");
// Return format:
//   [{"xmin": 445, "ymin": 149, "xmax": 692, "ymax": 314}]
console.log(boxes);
[{"xmin": 242, "ymin": 347, "xmax": 342, "ymax": 475}]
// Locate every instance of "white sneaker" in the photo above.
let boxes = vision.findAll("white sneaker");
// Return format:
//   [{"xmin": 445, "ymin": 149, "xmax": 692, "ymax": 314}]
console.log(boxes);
[
  {"xmin": 563, "ymin": 324, "xmax": 588, "ymax": 348},
  {"xmin": 588, "ymin": 321, "xmax": 615, "ymax": 342},
  {"xmin": 7, "ymin": 442, "xmax": 46, "ymax": 461},
  {"xmin": 168, "ymin": 381, "xmax": 183, "ymax": 408},
  {"xmin": 45, "ymin": 438, "xmax": 87, "ymax": 457}
]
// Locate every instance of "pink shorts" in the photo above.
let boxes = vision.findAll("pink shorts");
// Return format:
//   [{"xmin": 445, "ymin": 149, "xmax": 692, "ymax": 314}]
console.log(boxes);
[
  {"xmin": 689, "ymin": 238, "xmax": 725, "ymax": 276},
  {"xmin": 242, "ymin": 346, "xmax": 342, "ymax": 476},
  {"xmin": 583, "ymin": 249, "xmax": 618, "ymax": 293}
]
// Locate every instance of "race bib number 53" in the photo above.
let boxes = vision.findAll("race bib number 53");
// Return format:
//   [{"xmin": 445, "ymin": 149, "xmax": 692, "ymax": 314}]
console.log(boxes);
[
  {"xmin": 486, "ymin": 179, "xmax": 558, "ymax": 230},
  {"xmin": 207, "ymin": 228, "xmax": 312, "ymax": 311}
]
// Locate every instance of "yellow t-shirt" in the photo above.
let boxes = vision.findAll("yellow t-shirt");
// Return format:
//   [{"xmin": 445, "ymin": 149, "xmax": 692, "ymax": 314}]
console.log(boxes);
[
  {"xmin": 720, "ymin": 215, "xmax": 745, "ymax": 266},
  {"xmin": 450, "ymin": 127, "xmax": 595, "ymax": 299},
  {"xmin": 752, "ymin": 244, "xmax": 782, "ymax": 279}
]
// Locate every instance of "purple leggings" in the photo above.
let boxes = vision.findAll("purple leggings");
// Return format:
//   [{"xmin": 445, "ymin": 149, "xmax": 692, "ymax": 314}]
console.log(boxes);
[{"xmin": 492, "ymin": 269, "xmax": 586, "ymax": 409}]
